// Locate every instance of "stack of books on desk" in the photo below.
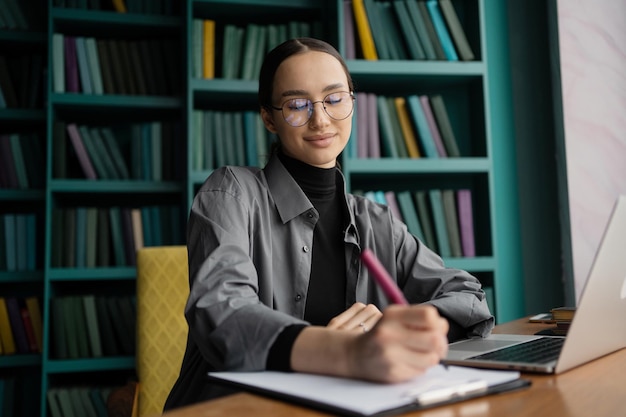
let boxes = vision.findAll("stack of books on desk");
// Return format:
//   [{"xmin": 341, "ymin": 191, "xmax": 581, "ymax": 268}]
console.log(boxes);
[{"xmin": 550, "ymin": 306, "xmax": 576, "ymax": 335}]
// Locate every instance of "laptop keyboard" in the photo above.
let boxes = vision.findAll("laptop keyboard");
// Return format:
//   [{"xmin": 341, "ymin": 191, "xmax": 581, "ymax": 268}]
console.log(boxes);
[{"xmin": 469, "ymin": 337, "xmax": 566, "ymax": 364}]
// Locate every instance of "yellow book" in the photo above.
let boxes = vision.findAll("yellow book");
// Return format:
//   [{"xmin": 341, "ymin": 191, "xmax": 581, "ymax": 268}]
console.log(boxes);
[
  {"xmin": 0, "ymin": 298, "xmax": 16, "ymax": 354},
  {"xmin": 394, "ymin": 97, "xmax": 421, "ymax": 158},
  {"xmin": 25, "ymin": 297, "xmax": 44, "ymax": 353},
  {"xmin": 203, "ymin": 20, "xmax": 216, "ymax": 79},
  {"xmin": 111, "ymin": 0, "xmax": 127, "ymax": 13},
  {"xmin": 352, "ymin": 0, "xmax": 378, "ymax": 60}
]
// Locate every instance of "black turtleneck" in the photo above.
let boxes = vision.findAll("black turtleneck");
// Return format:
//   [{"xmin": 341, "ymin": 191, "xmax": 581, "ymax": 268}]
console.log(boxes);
[{"xmin": 278, "ymin": 152, "xmax": 347, "ymax": 325}]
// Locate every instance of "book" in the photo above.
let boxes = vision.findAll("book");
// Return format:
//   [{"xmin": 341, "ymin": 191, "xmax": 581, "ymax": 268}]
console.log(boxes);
[
  {"xmin": 406, "ymin": 95, "xmax": 438, "ymax": 158},
  {"xmin": 66, "ymin": 123, "xmax": 97, "ymax": 180},
  {"xmin": 456, "ymin": 189, "xmax": 475, "ymax": 257},
  {"xmin": 96, "ymin": 207, "xmax": 110, "ymax": 266},
  {"xmin": 20, "ymin": 304, "xmax": 38, "ymax": 352},
  {"xmin": 550, "ymin": 306, "xmax": 576, "ymax": 322},
  {"xmin": 85, "ymin": 207, "xmax": 98, "ymax": 267},
  {"xmin": 3, "ymin": 214, "xmax": 17, "ymax": 271},
  {"xmin": 426, "ymin": 0, "xmax": 458, "ymax": 61},
  {"xmin": 83, "ymin": 295, "xmax": 103, "ymax": 357},
  {"xmin": 396, "ymin": 190, "xmax": 425, "ymax": 242},
  {"xmin": 429, "ymin": 189, "xmax": 451, "ymax": 257},
  {"xmin": 131, "ymin": 208, "xmax": 144, "ymax": 251},
  {"xmin": 378, "ymin": 0, "xmax": 408, "ymax": 60},
  {"xmin": 392, "ymin": 0, "xmax": 426, "ymax": 60},
  {"xmin": 47, "ymin": 389, "xmax": 63, "ymax": 417},
  {"xmin": 438, "ymin": 0, "xmax": 475, "ymax": 61},
  {"xmin": 419, "ymin": 95, "xmax": 447, "ymax": 157},
  {"xmin": 0, "ymin": 297, "xmax": 16, "ymax": 354},
  {"xmin": 74, "ymin": 207, "xmax": 87, "ymax": 268},
  {"xmin": 85, "ymin": 37, "xmax": 104, "ymax": 94},
  {"xmin": 343, "ymin": 0, "xmax": 356, "ymax": 60},
  {"xmin": 352, "ymin": 0, "xmax": 378, "ymax": 60},
  {"xmin": 56, "ymin": 388, "xmax": 76, "ymax": 417},
  {"xmin": 376, "ymin": 96, "xmax": 399, "ymax": 158},
  {"xmin": 51, "ymin": 297, "xmax": 67, "ymax": 358},
  {"xmin": 366, "ymin": 93, "xmax": 381, "ymax": 157},
  {"xmin": 429, "ymin": 94, "xmax": 461, "ymax": 157},
  {"xmin": 202, "ymin": 19, "xmax": 216, "ymax": 79},
  {"xmin": 52, "ymin": 33, "xmax": 65, "ymax": 92},
  {"xmin": 0, "ymin": 57, "xmax": 18, "ymax": 108},
  {"xmin": 95, "ymin": 296, "xmax": 119, "ymax": 356},
  {"xmin": 96, "ymin": 39, "xmax": 116, "ymax": 94},
  {"xmin": 6, "ymin": 297, "xmax": 29, "ymax": 353},
  {"xmin": 75, "ymin": 37, "xmax": 93, "ymax": 93},
  {"xmin": 393, "ymin": 97, "xmax": 421, "ymax": 158},
  {"xmin": 441, "ymin": 189, "xmax": 462, "ymax": 257},
  {"xmin": 9, "ymin": 134, "xmax": 29, "ymax": 188},
  {"xmin": 416, "ymin": 0, "xmax": 446, "ymax": 60},
  {"xmin": 100, "ymin": 127, "xmax": 130, "ymax": 179},
  {"xmin": 208, "ymin": 365, "xmax": 525, "ymax": 417},
  {"xmin": 24, "ymin": 297, "xmax": 43, "ymax": 353}
]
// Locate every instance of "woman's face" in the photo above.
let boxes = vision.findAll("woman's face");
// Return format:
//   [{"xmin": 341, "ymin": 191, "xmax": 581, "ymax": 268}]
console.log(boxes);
[{"xmin": 261, "ymin": 51, "xmax": 353, "ymax": 168}]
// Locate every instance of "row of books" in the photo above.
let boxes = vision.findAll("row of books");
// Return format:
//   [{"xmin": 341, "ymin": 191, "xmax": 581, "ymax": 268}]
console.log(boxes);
[
  {"xmin": 346, "ymin": 0, "xmax": 474, "ymax": 61},
  {"xmin": 1, "ymin": 374, "xmax": 41, "ymax": 417},
  {"xmin": 51, "ymin": 205, "xmax": 183, "ymax": 268},
  {"xmin": 48, "ymin": 385, "xmax": 114, "ymax": 417},
  {"xmin": 0, "ymin": 133, "xmax": 45, "ymax": 189},
  {"xmin": 0, "ymin": 0, "xmax": 44, "ymax": 31},
  {"xmin": 50, "ymin": 294, "xmax": 136, "ymax": 359},
  {"xmin": 52, "ymin": 34, "xmax": 180, "ymax": 96},
  {"xmin": 192, "ymin": 109, "xmax": 276, "ymax": 171},
  {"xmin": 359, "ymin": 188, "xmax": 475, "ymax": 258},
  {"xmin": 353, "ymin": 93, "xmax": 461, "ymax": 159},
  {"xmin": 1, "ymin": 213, "xmax": 38, "ymax": 272},
  {"xmin": 0, "ymin": 54, "xmax": 44, "ymax": 109},
  {"xmin": 53, "ymin": 0, "xmax": 177, "ymax": 15},
  {"xmin": 192, "ymin": 19, "xmax": 322, "ymax": 80},
  {"xmin": 0, "ymin": 296, "xmax": 43, "ymax": 355},
  {"xmin": 56, "ymin": 121, "xmax": 181, "ymax": 181}
]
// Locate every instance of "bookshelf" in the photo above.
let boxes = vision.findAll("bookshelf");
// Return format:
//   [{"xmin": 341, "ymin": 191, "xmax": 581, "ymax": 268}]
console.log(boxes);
[{"xmin": 0, "ymin": 1, "xmax": 526, "ymax": 416}]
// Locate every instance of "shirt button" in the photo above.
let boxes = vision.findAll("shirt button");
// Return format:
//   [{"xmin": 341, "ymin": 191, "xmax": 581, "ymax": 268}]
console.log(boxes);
[
  {"xmin": 302, "ymin": 245, "xmax": 310, "ymax": 253},
  {"xmin": 307, "ymin": 212, "xmax": 314, "ymax": 218},
  {"xmin": 295, "ymin": 294, "xmax": 302, "ymax": 302}
]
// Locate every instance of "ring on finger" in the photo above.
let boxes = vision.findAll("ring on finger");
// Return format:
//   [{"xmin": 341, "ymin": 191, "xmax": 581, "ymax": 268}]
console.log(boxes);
[{"xmin": 359, "ymin": 322, "xmax": 368, "ymax": 333}]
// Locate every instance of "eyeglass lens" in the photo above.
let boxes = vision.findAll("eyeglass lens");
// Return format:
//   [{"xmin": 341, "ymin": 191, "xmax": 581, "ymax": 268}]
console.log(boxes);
[{"xmin": 281, "ymin": 92, "xmax": 354, "ymax": 127}]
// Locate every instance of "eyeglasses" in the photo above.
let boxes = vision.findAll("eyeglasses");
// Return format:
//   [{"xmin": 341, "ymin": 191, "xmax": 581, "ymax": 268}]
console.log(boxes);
[{"xmin": 270, "ymin": 91, "xmax": 355, "ymax": 127}]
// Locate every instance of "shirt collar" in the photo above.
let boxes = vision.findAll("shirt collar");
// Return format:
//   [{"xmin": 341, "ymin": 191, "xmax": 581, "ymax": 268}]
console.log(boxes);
[{"xmin": 264, "ymin": 153, "xmax": 314, "ymax": 224}]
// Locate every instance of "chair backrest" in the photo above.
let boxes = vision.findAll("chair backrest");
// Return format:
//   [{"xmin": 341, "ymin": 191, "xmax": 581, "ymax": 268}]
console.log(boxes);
[{"xmin": 136, "ymin": 246, "xmax": 189, "ymax": 416}]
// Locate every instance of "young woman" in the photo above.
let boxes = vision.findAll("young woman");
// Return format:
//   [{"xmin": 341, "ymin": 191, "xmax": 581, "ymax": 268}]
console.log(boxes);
[{"xmin": 164, "ymin": 37, "xmax": 494, "ymax": 410}]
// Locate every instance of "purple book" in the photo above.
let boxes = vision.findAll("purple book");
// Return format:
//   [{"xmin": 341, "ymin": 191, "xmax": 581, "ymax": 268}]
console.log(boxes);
[
  {"xmin": 65, "ymin": 36, "xmax": 80, "ymax": 93},
  {"xmin": 419, "ymin": 95, "xmax": 447, "ymax": 157},
  {"xmin": 356, "ymin": 92, "xmax": 368, "ymax": 158},
  {"xmin": 456, "ymin": 189, "xmax": 476, "ymax": 257},
  {"xmin": 6, "ymin": 297, "xmax": 29, "ymax": 353},
  {"xmin": 343, "ymin": 0, "xmax": 356, "ymax": 60},
  {"xmin": 66, "ymin": 123, "xmax": 97, "ymax": 180},
  {"xmin": 367, "ymin": 93, "xmax": 380, "ymax": 158}
]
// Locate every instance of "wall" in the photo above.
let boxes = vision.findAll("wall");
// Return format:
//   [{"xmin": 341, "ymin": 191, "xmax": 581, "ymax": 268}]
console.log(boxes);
[{"xmin": 556, "ymin": 0, "xmax": 626, "ymax": 302}]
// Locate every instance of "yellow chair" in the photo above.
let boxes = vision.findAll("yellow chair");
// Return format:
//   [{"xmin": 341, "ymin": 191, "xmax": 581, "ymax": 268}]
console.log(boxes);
[{"xmin": 134, "ymin": 245, "xmax": 189, "ymax": 416}]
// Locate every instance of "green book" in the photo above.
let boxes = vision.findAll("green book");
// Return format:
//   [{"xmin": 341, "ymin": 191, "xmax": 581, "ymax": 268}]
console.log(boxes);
[
  {"xmin": 96, "ymin": 208, "xmax": 110, "ymax": 266},
  {"xmin": 83, "ymin": 295, "xmax": 102, "ymax": 357},
  {"xmin": 108, "ymin": 206, "xmax": 126, "ymax": 266},
  {"xmin": 78, "ymin": 125, "xmax": 110, "ymax": 179},
  {"xmin": 396, "ymin": 190, "xmax": 425, "ymax": 242},
  {"xmin": 52, "ymin": 33, "xmax": 65, "ymax": 92},
  {"xmin": 95, "ymin": 295, "xmax": 119, "ymax": 356},
  {"xmin": 74, "ymin": 207, "xmax": 87, "ymax": 268},
  {"xmin": 392, "ymin": 0, "xmax": 426, "ymax": 60},
  {"xmin": 385, "ymin": 97, "xmax": 409, "ymax": 158},
  {"xmin": 378, "ymin": 1, "xmax": 407, "ymax": 60},
  {"xmin": 85, "ymin": 207, "xmax": 98, "ymax": 268},
  {"xmin": 232, "ymin": 112, "xmax": 245, "ymax": 166},
  {"xmin": 151, "ymin": 122, "xmax": 162, "ymax": 181},
  {"xmin": 51, "ymin": 297, "xmax": 68, "ymax": 359},
  {"xmin": 79, "ymin": 387, "xmax": 99, "ymax": 417},
  {"xmin": 415, "ymin": 191, "xmax": 438, "ymax": 252},
  {"xmin": 429, "ymin": 95, "xmax": 461, "ymax": 157},
  {"xmin": 64, "ymin": 208, "xmax": 76, "ymax": 267},
  {"xmin": 75, "ymin": 37, "xmax": 93, "ymax": 94},
  {"xmin": 61, "ymin": 296, "xmax": 80, "ymax": 358},
  {"xmin": 406, "ymin": 95, "xmax": 439, "ymax": 158},
  {"xmin": 439, "ymin": 0, "xmax": 475, "ymax": 60},
  {"xmin": 56, "ymin": 388, "xmax": 76, "ymax": 417},
  {"xmin": 47, "ymin": 389, "xmax": 63, "ymax": 417},
  {"xmin": 73, "ymin": 296, "xmax": 91, "ymax": 357},
  {"xmin": 106, "ymin": 296, "xmax": 133, "ymax": 355},
  {"xmin": 428, "ymin": 189, "xmax": 451, "ymax": 257},
  {"xmin": 68, "ymin": 388, "xmax": 88, "ymax": 417},
  {"xmin": 416, "ymin": 0, "xmax": 446, "ymax": 60},
  {"xmin": 376, "ymin": 96, "xmax": 399, "ymax": 157},
  {"xmin": 85, "ymin": 37, "xmax": 103, "ymax": 94},
  {"xmin": 240, "ymin": 23, "xmax": 260, "ymax": 80},
  {"xmin": 100, "ymin": 127, "xmax": 131, "ymax": 179},
  {"xmin": 89, "ymin": 127, "xmax": 120, "ymax": 179},
  {"xmin": 442, "ymin": 189, "xmax": 462, "ymax": 257},
  {"xmin": 8, "ymin": 134, "xmax": 28, "ymax": 189},
  {"xmin": 203, "ymin": 110, "xmax": 215, "ymax": 170}
]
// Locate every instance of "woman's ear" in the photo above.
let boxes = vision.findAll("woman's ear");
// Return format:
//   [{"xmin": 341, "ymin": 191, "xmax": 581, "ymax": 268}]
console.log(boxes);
[{"xmin": 260, "ymin": 107, "xmax": 278, "ymax": 134}]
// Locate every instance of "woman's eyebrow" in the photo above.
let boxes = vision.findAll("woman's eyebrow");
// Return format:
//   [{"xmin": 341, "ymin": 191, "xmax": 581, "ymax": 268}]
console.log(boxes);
[{"xmin": 279, "ymin": 83, "xmax": 346, "ymax": 98}]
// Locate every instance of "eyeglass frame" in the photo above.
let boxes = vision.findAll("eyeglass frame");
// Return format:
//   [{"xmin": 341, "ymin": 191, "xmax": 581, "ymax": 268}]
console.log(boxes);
[{"xmin": 268, "ymin": 91, "xmax": 356, "ymax": 127}]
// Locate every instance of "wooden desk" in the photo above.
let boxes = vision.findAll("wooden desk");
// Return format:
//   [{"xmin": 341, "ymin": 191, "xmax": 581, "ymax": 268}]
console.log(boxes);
[{"xmin": 162, "ymin": 318, "xmax": 626, "ymax": 417}]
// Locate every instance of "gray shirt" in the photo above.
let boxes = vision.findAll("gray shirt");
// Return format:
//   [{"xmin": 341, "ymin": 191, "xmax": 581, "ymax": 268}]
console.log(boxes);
[{"xmin": 165, "ymin": 153, "xmax": 494, "ymax": 408}]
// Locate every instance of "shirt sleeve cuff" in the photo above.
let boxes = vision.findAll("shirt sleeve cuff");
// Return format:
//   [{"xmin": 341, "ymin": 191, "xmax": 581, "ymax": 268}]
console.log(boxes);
[{"xmin": 266, "ymin": 324, "xmax": 308, "ymax": 371}]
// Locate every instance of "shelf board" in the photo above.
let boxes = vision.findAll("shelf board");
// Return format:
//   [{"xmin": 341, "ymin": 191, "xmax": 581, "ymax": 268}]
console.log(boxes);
[
  {"xmin": 0, "ymin": 189, "xmax": 45, "ymax": 201},
  {"xmin": 0, "ymin": 354, "xmax": 42, "ymax": 368},
  {"xmin": 50, "ymin": 93, "xmax": 182, "ymax": 110},
  {"xmin": 345, "ymin": 157, "xmax": 491, "ymax": 174},
  {"xmin": 0, "ymin": 109, "xmax": 46, "ymax": 122},
  {"xmin": 0, "ymin": 30, "xmax": 46, "ymax": 45},
  {"xmin": 45, "ymin": 356, "xmax": 135, "ymax": 373},
  {"xmin": 348, "ymin": 60, "xmax": 485, "ymax": 77},
  {"xmin": 193, "ymin": 0, "xmax": 321, "ymax": 19},
  {"xmin": 49, "ymin": 180, "xmax": 183, "ymax": 193},
  {"xmin": 51, "ymin": 8, "xmax": 181, "ymax": 33},
  {"xmin": 0, "ymin": 270, "xmax": 43, "ymax": 283},
  {"xmin": 48, "ymin": 267, "xmax": 136, "ymax": 281}
]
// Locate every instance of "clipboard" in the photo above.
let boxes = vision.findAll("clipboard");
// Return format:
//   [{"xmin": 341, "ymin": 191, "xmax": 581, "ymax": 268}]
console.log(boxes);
[{"xmin": 208, "ymin": 365, "xmax": 530, "ymax": 417}]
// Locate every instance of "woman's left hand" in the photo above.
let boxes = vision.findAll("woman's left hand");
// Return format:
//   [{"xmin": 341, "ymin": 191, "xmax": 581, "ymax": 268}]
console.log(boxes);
[{"xmin": 326, "ymin": 302, "xmax": 382, "ymax": 333}]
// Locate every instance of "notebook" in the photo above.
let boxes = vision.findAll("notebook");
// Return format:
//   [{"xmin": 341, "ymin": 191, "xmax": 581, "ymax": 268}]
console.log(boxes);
[
  {"xmin": 445, "ymin": 195, "xmax": 626, "ymax": 374},
  {"xmin": 208, "ymin": 365, "xmax": 528, "ymax": 417}
]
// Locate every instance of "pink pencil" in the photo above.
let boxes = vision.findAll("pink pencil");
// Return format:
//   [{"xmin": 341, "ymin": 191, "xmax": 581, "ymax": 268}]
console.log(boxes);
[{"xmin": 360, "ymin": 248, "xmax": 408, "ymax": 305}]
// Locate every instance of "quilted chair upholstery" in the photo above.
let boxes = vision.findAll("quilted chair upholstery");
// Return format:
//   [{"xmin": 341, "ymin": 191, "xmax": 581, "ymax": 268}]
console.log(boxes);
[{"xmin": 135, "ymin": 246, "xmax": 189, "ymax": 416}]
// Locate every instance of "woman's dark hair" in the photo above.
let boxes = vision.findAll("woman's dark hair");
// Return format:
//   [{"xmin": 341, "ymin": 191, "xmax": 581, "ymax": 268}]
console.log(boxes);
[{"xmin": 258, "ymin": 37, "xmax": 354, "ymax": 109}]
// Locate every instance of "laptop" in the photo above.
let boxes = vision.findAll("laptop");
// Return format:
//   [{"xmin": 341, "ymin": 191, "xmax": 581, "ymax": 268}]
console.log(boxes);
[{"xmin": 444, "ymin": 195, "xmax": 626, "ymax": 374}]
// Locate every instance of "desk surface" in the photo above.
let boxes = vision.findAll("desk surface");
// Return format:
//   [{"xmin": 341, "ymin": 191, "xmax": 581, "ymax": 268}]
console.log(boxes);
[{"xmin": 161, "ymin": 318, "xmax": 626, "ymax": 417}]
